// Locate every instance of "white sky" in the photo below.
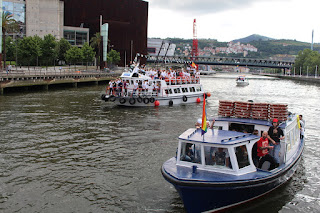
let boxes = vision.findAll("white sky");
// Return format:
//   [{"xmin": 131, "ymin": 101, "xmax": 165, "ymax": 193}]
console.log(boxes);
[{"xmin": 146, "ymin": 0, "xmax": 318, "ymax": 43}]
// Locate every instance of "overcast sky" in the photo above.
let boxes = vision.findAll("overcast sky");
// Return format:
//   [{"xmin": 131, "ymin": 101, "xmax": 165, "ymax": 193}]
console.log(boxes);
[{"xmin": 145, "ymin": 0, "xmax": 318, "ymax": 43}]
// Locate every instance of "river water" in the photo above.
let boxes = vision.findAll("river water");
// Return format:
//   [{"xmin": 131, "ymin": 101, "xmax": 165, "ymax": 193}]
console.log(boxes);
[{"xmin": 0, "ymin": 73, "xmax": 319, "ymax": 213}]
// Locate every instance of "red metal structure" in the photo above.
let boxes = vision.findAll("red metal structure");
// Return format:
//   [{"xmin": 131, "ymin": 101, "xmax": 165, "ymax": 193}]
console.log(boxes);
[{"xmin": 191, "ymin": 19, "xmax": 199, "ymax": 57}]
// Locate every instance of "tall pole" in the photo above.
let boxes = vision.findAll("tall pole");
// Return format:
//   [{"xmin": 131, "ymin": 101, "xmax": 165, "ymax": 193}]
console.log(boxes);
[
  {"xmin": 300, "ymin": 67, "xmax": 302, "ymax": 76},
  {"xmin": 293, "ymin": 66, "xmax": 295, "ymax": 76},
  {"xmin": 130, "ymin": 40, "xmax": 133, "ymax": 63},
  {"xmin": 307, "ymin": 66, "xmax": 309, "ymax": 77},
  {"xmin": 316, "ymin": 65, "xmax": 318, "ymax": 78},
  {"xmin": 311, "ymin": 29, "xmax": 314, "ymax": 50}
]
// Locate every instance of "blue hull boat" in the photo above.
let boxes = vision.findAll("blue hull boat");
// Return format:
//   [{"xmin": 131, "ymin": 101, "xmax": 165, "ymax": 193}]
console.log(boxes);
[{"xmin": 162, "ymin": 101, "xmax": 304, "ymax": 213}]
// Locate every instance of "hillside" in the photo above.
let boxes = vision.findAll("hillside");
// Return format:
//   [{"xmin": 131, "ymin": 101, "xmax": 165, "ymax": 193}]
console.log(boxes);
[
  {"xmin": 232, "ymin": 34, "xmax": 274, "ymax": 43},
  {"xmin": 156, "ymin": 36, "xmax": 320, "ymax": 59}
]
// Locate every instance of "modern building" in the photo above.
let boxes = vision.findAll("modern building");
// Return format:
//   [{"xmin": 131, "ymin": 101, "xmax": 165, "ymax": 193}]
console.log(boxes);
[
  {"xmin": 147, "ymin": 38, "xmax": 176, "ymax": 57},
  {"xmin": 2, "ymin": 0, "xmax": 148, "ymax": 66}
]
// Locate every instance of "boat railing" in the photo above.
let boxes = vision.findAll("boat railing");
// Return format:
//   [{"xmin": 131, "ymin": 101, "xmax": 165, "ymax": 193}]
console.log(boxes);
[
  {"xmin": 163, "ymin": 77, "xmax": 200, "ymax": 85},
  {"xmin": 106, "ymin": 87, "xmax": 160, "ymax": 98}
]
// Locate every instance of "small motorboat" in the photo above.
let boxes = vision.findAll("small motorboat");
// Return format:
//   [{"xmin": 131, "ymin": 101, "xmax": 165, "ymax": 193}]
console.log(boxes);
[
  {"xmin": 161, "ymin": 100, "xmax": 304, "ymax": 212},
  {"xmin": 236, "ymin": 76, "xmax": 249, "ymax": 86}
]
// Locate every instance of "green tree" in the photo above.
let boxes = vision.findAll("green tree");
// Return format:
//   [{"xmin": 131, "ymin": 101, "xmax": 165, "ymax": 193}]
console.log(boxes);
[
  {"xmin": 82, "ymin": 42, "xmax": 95, "ymax": 70},
  {"xmin": 2, "ymin": 11, "xmax": 19, "ymax": 68},
  {"xmin": 40, "ymin": 34, "xmax": 57, "ymax": 68},
  {"xmin": 17, "ymin": 36, "xmax": 41, "ymax": 68},
  {"xmin": 65, "ymin": 46, "xmax": 83, "ymax": 70},
  {"xmin": 90, "ymin": 32, "xmax": 101, "ymax": 69},
  {"xmin": 57, "ymin": 38, "xmax": 71, "ymax": 63},
  {"xmin": 5, "ymin": 36, "xmax": 15, "ymax": 63},
  {"xmin": 107, "ymin": 49, "xmax": 120, "ymax": 66}
]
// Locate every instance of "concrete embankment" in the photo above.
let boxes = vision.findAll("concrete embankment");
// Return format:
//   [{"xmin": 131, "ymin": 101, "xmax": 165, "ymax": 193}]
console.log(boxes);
[
  {"xmin": 0, "ymin": 67, "xmax": 123, "ymax": 95},
  {"xmin": 258, "ymin": 74, "xmax": 320, "ymax": 84}
]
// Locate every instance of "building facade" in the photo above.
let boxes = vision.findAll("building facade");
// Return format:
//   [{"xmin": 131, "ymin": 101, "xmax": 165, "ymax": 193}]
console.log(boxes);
[{"xmin": 2, "ymin": 0, "xmax": 148, "ymax": 66}]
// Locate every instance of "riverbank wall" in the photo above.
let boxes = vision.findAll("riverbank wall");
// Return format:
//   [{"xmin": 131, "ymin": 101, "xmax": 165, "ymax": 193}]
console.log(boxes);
[{"xmin": 0, "ymin": 67, "xmax": 123, "ymax": 95}]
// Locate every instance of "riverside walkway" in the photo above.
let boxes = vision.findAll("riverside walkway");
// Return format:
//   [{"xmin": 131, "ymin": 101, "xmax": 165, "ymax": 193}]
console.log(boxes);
[{"xmin": 0, "ymin": 66, "xmax": 122, "ymax": 95}]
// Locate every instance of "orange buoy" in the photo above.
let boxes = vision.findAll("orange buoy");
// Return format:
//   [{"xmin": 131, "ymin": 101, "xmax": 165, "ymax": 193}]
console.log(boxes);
[
  {"xmin": 154, "ymin": 100, "xmax": 160, "ymax": 106},
  {"xmin": 206, "ymin": 92, "xmax": 211, "ymax": 97},
  {"xmin": 196, "ymin": 98, "xmax": 201, "ymax": 103}
]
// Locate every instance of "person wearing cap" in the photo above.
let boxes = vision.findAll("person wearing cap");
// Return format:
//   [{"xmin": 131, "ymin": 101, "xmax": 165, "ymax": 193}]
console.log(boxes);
[{"xmin": 267, "ymin": 118, "xmax": 285, "ymax": 165}]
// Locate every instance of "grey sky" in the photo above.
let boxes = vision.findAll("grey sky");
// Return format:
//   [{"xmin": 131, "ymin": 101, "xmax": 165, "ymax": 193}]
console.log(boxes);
[{"xmin": 147, "ymin": 0, "xmax": 290, "ymax": 15}]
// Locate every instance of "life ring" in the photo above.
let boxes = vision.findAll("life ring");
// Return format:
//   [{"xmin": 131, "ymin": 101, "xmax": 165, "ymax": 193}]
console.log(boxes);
[
  {"xmin": 169, "ymin": 99, "xmax": 173, "ymax": 106},
  {"xmin": 143, "ymin": 98, "xmax": 150, "ymax": 104},
  {"xmin": 149, "ymin": 97, "xmax": 155, "ymax": 103},
  {"xmin": 183, "ymin": 95, "xmax": 187, "ymax": 102},
  {"xmin": 119, "ymin": 98, "xmax": 126, "ymax": 104},
  {"xmin": 129, "ymin": 98, "xmax": 136, "ymax": 105},
  {"xmin": 109, "ymin": 95, "xmax": 116, "ymax": 102},
  {"xmin": 137, "ymin": 96, "xmax": 143, "ymax": 103}
]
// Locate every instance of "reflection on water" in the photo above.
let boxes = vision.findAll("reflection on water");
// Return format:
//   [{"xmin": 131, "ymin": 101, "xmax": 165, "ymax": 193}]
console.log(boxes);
[{"xmin": 0, "ymin": 73, "xmax": 319, "ymax": 212}]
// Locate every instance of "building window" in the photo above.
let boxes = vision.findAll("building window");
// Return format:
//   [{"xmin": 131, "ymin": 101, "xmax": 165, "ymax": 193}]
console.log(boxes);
[{"xmin": 3, "ymin": 1, "xmax": 26, "ymax": 37}]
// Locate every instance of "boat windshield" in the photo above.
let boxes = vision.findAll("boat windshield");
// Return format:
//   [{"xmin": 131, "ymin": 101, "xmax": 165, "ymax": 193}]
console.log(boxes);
[
  {"xmin": 234, "ymin": 145, "xmax": 250, "ymax": 169},
  {"xmin": 204, "ymin": 146, "xmax": 232, "ymax": 169},
  {"xmin": 180, "ymin": 142, "xmax": 202, "ymax": 164}
]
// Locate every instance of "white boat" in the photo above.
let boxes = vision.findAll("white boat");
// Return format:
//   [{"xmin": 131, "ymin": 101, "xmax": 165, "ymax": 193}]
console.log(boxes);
[
  {"xmin": 236, "ymin": 76, "xmax": 249, "ymax": 86},
  {"xmin": 101, "ymin": 66, "xmax": 210, "ymax": 107}
]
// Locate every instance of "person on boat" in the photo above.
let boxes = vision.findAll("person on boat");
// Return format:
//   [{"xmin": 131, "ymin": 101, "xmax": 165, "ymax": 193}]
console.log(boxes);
[
  {"xmin": 299, "ymin": 115, "xmax": 305, "ymax": 139},
  {"xmin": 133, "ymin": 80, "xmax": 138, "ymax": 96},
  {"xmin": 267, "ymin": 118, "xmax": 285, "ymax": 164},
  {"xmin": 258, "ymin": 131, "xmax": 278, "ymax": 170},
  {"xmin": 108, "ymin": 80, "xmax": 113, "ymax": 95},
  {"xmin": 195, "ymin": 118, "xmax": 213, "ymax": 129},
  {"xmin": 212, "ymin": 148, "xmax": 231, "ymax": 167}
]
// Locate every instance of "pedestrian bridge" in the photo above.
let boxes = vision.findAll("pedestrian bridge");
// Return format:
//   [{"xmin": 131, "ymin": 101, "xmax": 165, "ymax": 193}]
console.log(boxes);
[{"xmin": 139, "ymin": 54, "xmax": 294, "ymax": 69}]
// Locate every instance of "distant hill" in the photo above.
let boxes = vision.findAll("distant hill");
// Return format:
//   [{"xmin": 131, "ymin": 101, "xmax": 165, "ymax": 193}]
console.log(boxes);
[{"xmin": 232, "ymin": 34, "xmax": 274, "ymax": 43}]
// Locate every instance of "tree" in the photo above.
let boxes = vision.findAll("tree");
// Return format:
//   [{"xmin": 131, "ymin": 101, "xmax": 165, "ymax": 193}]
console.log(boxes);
[
  {"xmin": 5, "ymin": 36, "xmax": 15, "ymax": 63},
  {"xmin": 40, "ymin": 34, "xmax": 57, "ymax": 68},
  {"xmin": 107, "ymin": 49, "xmax": 120, "ymax": 66},
  {"xmin": 17, "ymin": 36, "xmax": 41, "ymax": 68},
  {"xmin": 2, "ymin": 11, "xmax": 19, "ymax": 68},
  {"xmin": 57, "ymin": 38, "xmax": 71, "ymax": 64},
  {"xmin": 65, "ymin": 46, "xmax": 83, "ymax": 70},
  {"xmin": 90, "ymin": 32, "xmax": 101, "ymax": 69},
  {"xmin": 82, "ymin": 42, "xmax": 95, "ymax": 70}
]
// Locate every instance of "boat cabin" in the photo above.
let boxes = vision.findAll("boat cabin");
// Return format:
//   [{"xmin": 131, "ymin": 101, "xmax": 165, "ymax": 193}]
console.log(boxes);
[{"xmin": 177, "ymin": 115, "xmax": 301, "ymax": 176}]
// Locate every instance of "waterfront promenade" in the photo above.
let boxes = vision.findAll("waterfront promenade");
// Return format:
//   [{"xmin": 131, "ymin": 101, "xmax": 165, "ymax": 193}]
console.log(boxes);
[
  {"xmin": 259, "ymin": 73, "xmax": 320, "ymax": 84},
  {"xmin": 0, "ymin": 66, "xmax": 122, "ymax": 95}
]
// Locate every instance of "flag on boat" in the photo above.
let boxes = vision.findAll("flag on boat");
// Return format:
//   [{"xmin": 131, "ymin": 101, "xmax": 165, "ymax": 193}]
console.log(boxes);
[
  {"xmin": 201, "ymin": 94, "xmax": 207, "ymax": 135},
  {"xmin": 297, "ymin": 115, "xmax": 301, "ymax": 129},
  {"xmin": 191, "ymin": 62, "xmax": 198, "ymax": 70}
]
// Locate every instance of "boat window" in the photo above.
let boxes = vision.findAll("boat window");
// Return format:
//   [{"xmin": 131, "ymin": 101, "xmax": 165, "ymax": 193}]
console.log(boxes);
[
  {"xmin": 190, "ymin": 87, "xmax": 195, "ymax": 92},
  {"xmin": 180, "ymin": 142, "xmax": 202, "ymax": 164},
  {"xmin": 181, "ymin": 88, "xmax": 188, "ymax": 93},
  {"xmin": 229, "ymin": 123, "xmax": 254, "ymax": 133},
  {"xmin": 168, "ymin": 89, "xmax": 173, "ymax": 94},
  {"xmin": 235, "ymin": 145, "xmax": 250, "ymax": 169},
  {"xmin": 174, "ymin": 88, "xmax": 181, "ymax": 93},
  {"xmin": 165, "ymin": 89, "xmax": 169, "ymax": 95},
  {"xmin": 204, "ymin": 146, "xmax": 232, "ymax": 169},
  {"xmin": 196, "ymin": 87, "xmax": 202, "ymax": 92}
]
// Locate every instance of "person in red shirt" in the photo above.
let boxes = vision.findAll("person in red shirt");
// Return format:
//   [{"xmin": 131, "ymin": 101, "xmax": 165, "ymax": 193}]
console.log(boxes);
[{"xmin": 257, "ymin": 131, "xmax": 278, "ymax": 170}]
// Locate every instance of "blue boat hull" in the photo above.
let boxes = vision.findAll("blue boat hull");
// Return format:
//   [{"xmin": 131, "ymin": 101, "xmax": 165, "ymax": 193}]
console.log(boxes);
[{"xmin": 162, "ymin": 140, "xmax": 303, "ymax": 213}]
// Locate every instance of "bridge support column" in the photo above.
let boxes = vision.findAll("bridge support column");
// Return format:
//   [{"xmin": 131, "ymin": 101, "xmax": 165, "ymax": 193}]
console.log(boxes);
[
  {"xmin": 94, "ymin": 81, "xmax": 98, "ymax": 85},
  {"xmin": 72, "ymin": 82, "xmax": 78, "ymax": 88},
  {"xmin": 0, "ymin": 88, "xmax": 3, "ymax": 95}
]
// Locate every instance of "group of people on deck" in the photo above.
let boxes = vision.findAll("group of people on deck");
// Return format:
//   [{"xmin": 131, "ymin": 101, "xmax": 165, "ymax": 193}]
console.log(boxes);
[{"xmin": 256, "ymin": 116, "xmax": 305, "ymax": 170}]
